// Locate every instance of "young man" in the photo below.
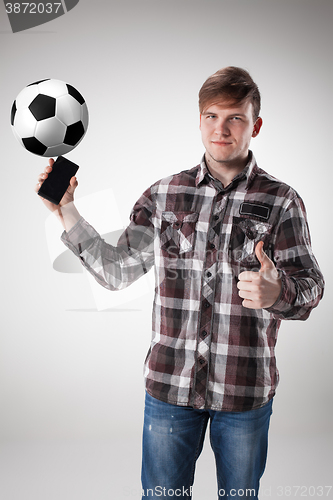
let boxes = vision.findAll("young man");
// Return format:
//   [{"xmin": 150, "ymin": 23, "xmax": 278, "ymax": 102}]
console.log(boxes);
[{"xmin": 36, "ymin": 67, "xmax": 324, "ymax": 499}]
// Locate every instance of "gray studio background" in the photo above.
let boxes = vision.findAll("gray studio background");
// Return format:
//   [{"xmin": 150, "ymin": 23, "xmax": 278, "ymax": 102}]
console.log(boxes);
[{"xmin": 0, "ymin": 1, "xmax": 332, "ymax": 499}]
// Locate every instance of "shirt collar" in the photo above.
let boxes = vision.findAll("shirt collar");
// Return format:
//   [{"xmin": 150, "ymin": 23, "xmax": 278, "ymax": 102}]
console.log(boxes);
[{"xmin": 195, "ymin": 150, "xmax": 257, "ymax": 190}]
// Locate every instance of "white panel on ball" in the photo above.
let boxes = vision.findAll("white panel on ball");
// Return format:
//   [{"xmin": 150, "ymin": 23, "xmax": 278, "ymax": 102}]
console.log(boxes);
[
  {"xmin": 14, "ymin": 108, "xmax": 36, "ymax": 137},
  {"xmin": 15, "ymin": 85, "xmax": 39, "ymax": 109},
  {"xmin": 56, "ymin": 94, "xmax": 81, "ymax": 126},
  {"xmin": 35, "ymin": 116, "xmax": 66, "ymax": 147},
  {"xmin": 81, "ymin": 103, "xmax": 89, "ymax": 130},
  {"xmin": 45, "ymin": 143, "xmax": 73, "ymax": 157},
  {"xmin": 11, "ymin": 126, "xmax": 23, "ymax": 146},
  {"xmin": 38, "ymin": 79, "xmax": 68, "ymax": 98}
]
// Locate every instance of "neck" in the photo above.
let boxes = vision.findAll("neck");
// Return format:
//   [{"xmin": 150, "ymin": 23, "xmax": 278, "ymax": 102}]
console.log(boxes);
[{"xmin": 204, "ymin": 152, "xmax": 249, "ymax": 188}]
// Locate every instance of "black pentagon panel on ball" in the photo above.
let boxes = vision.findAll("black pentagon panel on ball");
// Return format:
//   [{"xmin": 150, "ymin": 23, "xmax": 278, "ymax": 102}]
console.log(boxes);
[
  {"xmin": 11, "ymin": 101, "xmax": 17, "ymax": 126},
  {"xmin": 27, "ymin": 79, "xmax": 50, "ymax": 86},
  {"xmin": 29, "ymin": 94, "xmax": 56, "ymax": 121},
  {"xmin": 64, "ymin": 121, "xmax": 84, "ymax": 146},
  {"xmin": 22, "ymin": 137, "xmax": 48, "ymax": 156},
  {"xmin": 66, "ymin": 84, "xmax": 85, "ymax": 105}
]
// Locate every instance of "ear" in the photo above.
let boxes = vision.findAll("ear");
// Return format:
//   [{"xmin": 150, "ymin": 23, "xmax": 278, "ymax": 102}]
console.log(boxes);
[{"xmin": 252, "ymin": 117, "xmax": 263, "ymax": 138}]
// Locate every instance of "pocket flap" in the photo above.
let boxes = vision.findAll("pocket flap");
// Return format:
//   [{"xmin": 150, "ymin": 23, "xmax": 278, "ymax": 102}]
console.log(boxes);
[{"xmin": 162, "ymin": 211, "xmax": 199, "ymax": 226}]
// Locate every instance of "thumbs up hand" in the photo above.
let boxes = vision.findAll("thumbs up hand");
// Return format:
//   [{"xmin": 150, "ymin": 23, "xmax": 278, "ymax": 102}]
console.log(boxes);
[{"xmin": 237, "ymin": 241, "xmax": 282, "ymax": 309}]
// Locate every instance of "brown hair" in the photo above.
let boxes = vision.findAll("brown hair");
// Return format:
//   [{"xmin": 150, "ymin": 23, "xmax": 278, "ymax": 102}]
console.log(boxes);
[{"xmin": 198, "ymin": 66, "xmax": 261, "ymax": 120}]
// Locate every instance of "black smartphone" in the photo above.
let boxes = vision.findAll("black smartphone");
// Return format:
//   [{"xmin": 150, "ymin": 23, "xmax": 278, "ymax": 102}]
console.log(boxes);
[{"xmin": 38, "ymin": 155, "xmax": 79, "ymax": 205}]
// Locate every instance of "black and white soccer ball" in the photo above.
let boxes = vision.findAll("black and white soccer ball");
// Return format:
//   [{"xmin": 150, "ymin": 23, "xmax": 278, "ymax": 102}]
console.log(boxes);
[{"xmin": 11, "ymin": 79, "xmax": 89, "ymax": 157}]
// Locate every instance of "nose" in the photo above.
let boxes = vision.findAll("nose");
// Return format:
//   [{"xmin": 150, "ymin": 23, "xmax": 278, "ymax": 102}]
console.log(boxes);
[{"xmin": 215, "ymin": 119, "xmax": 230, "ymax": 136}]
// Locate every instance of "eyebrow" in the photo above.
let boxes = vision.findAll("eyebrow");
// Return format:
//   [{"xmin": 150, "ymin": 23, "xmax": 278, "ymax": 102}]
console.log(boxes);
[{"xmin": 202, "ymin": 111, "xmax": 247, "ymax": 117}]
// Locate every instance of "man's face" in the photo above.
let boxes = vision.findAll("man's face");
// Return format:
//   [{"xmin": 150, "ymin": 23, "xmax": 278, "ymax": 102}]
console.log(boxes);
[{"xmin": 199, "ymin": 100, "xmax": 262, "ymax": 168}]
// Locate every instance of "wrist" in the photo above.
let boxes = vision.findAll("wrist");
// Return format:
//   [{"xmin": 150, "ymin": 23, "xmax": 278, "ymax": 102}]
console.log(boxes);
[{"xmin": 55, "ymin": 202, "xmax": 81, "ymax": 232}]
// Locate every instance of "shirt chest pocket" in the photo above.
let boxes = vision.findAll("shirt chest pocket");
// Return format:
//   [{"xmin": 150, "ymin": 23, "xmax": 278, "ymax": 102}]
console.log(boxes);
[
  {"xmin": 229, "ymin": 217, "xmax": 273, "ymax": 266},
  {"xmin": 160, "ymin": 211, "xmax": 199, "ymax": 255}
]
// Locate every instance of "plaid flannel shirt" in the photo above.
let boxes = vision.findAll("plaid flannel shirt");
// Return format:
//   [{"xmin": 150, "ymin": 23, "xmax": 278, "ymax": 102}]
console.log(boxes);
[{"xmin": 61, "ymin": 152, "xmax": 324, "ymax": 411}]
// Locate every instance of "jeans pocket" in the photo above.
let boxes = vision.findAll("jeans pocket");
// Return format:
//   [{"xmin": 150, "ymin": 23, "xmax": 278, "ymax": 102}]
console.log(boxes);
[{"xmin": 161, "ymin": 211, "xmax": 199, "ymax": 255}]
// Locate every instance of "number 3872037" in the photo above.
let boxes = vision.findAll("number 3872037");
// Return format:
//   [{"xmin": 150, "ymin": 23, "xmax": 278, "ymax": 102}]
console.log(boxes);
[{"xmin": 5, "ymin": 3, "xmax": 62, "ymax": 14}]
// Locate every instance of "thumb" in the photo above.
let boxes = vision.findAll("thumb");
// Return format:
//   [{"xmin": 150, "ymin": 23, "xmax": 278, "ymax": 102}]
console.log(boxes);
[
  {"xmin": 255, "ymin": 241, "xmax": 274, "ymax": 272},
  {"xmin": 68, "ymin": 176, "xmax": 78, "ymax": 193}
]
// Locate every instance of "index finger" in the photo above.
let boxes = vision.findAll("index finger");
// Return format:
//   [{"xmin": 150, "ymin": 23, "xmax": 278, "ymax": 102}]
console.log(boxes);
[
  {"xmin": 45, "ymin": 158, "xmax": 55, "ymax": 173},
  {"xmin": 238, "ymin": 270, "xmax": 259, "ymax": 282}
]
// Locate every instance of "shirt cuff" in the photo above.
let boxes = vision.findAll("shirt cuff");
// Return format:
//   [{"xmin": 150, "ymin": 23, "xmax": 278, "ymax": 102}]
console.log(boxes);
[
  {"xmin": 265, "ymin": 273, "xmax": 297, "ymax": 316},
  {"xmin": 61, "ymin": 217, "xmax": 100, "ymax": 257}
]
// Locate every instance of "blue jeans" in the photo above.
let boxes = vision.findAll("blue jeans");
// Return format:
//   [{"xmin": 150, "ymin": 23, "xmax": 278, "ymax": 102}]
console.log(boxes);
[{"xmin": 141, "ymin": 392, "xmax": 273, "ymax": 499}]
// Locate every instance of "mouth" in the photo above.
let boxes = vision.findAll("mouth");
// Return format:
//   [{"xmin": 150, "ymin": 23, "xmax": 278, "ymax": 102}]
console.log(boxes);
[{"xmin": 211, "ymin": 141, "xmax": 233, "ymax": 146}]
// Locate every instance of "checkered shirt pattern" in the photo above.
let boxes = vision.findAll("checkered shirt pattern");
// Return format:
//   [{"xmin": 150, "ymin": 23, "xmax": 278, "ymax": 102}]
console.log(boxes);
[{"xmin": 61, "ymin": 152, "xmax": 324, "ymax": 411}]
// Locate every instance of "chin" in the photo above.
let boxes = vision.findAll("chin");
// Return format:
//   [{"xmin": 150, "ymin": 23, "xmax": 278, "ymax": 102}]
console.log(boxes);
[{"xmin": 210, "ymin": 153, "xmax": 233, "ymax": 164}]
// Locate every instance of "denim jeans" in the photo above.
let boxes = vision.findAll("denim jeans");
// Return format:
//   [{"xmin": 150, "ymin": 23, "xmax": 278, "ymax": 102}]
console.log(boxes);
[{"xmin": 141, "ymin": 392, "xmax": 273, "ymax": 499}]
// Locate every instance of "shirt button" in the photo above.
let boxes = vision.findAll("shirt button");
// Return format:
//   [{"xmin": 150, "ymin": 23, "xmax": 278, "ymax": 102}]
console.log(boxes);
[
  {"xmin": 204, "ymin": 300, "xmax": 210, "ymax": 309},
  {"xmin": 201, "ymin": 330, "xmax": 208, "ymax": 338},
  {"xmin": 245, "ymin": 227, "xmax": 257, "ymax": 239},
  {"xmin": 213, "ymin": 215, "xmax": 219, "ymax": 221},
  {"xmin": 199, "ymin": 358, "xmax": 205, "ymax": 365},
  {"xmin": 210, "ymin": 243, "xmax": 215, "ymax": 249},
  {"xmin": 206, "ymin": 271, "xmax": 212, "ymax": 278}
]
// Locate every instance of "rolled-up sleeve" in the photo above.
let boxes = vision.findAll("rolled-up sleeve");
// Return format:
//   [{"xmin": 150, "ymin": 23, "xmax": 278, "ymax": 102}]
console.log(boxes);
[{"xmin": 61, "ymin": 188, "xmax": 155, "ymax": 291}]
